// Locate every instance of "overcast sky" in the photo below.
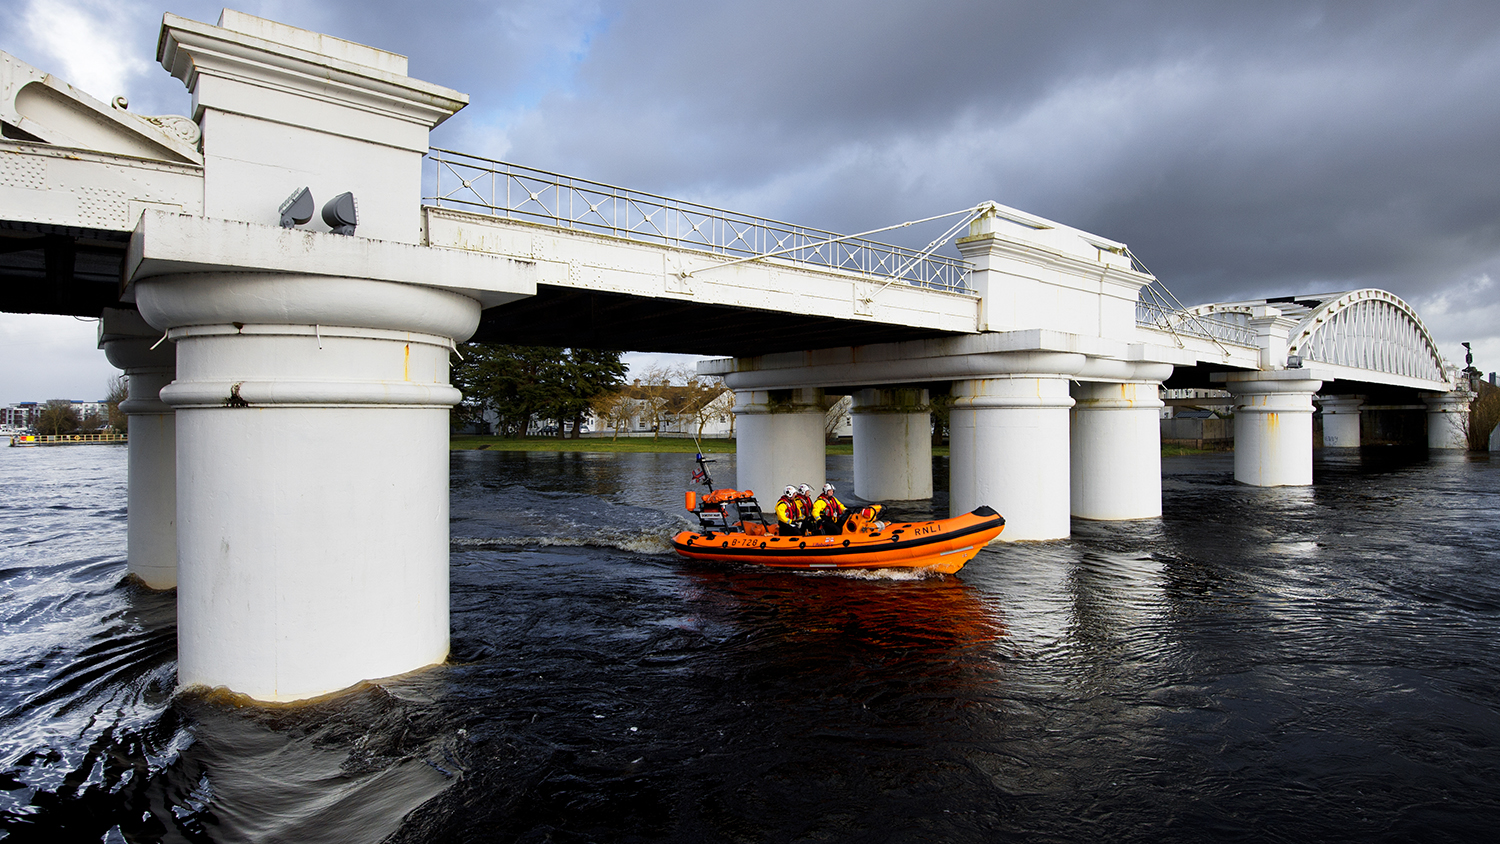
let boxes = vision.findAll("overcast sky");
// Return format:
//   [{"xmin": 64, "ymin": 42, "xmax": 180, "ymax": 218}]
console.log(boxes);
[{"xmin": 4, "ymin": 0, "xmax": 1499, "ymax": 404}]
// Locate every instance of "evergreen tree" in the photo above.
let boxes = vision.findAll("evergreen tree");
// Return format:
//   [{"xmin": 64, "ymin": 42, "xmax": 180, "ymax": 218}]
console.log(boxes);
[{"xmin": 452, "ymin": 344, "xmax": 627, "ymax": 437}]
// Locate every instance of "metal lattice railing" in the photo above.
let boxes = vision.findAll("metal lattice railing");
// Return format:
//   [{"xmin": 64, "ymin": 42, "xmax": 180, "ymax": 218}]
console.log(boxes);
[
  {"xmin": 1135, "ymin": 281, "xmax": 1257, "ymax": 347},
  {"xmin": 423, "ymin": 148, "xmax": 973, "ymax": 293}
]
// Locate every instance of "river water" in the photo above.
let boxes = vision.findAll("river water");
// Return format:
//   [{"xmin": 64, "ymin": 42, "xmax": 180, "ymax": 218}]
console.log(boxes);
[{"xmin": 2, "ymin": 444, "xmax": 1498, "ymax": 842}]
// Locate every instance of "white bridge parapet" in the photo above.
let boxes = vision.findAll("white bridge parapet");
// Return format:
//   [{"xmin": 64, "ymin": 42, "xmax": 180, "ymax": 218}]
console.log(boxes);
[{"xmin": 421, "ymin": 206, "xmax": 981, "ymax": 337}]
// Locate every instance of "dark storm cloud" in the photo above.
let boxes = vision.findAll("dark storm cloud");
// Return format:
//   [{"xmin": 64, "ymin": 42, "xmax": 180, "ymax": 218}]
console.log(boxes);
[{"xmin": 484, "ymin": 0, "xmax": 1500, "ymax": 312}]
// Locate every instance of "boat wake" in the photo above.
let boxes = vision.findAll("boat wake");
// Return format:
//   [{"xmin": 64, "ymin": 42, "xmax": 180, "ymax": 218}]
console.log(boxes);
[
  {"xmin": 452, "ymin": 524, "xmax": 679, "ymax": 556},
  {"xmin": 808, "ymin": 566, "xmax": 952, "ymax": 582}
]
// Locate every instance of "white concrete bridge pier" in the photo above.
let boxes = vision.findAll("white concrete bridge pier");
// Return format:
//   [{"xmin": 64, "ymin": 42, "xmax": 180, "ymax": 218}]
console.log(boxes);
[
  {"xmin": 1217, "ymin": 371, "xmax": 1326, "ymax": 486},
  {"xmin": 1316, "ymin": 396, "xmax": 1364, "ymax": 448},
  {"xmin": 98, "ymin": 308, "xmax": 177, "ymax": 589},
  {"xmin": 946, "ymin": 205, "xmax": 1182, "ymax": 536},
  {"xmin": 732, "ymin": 389, "xmax": 828, "ymax": 500},
  {"xmin": 127, "ymin": 11, "xmax": 512, "ymax": 701},
  {"xmin": 137, "ymin": 273, "xmax": 479, "ymax": 701},
  {"xmin": 949, "ymin": 372, "xmax": 1078, "ymax": 540},
  {"xmin": 851, "ymin": 388, "xmax": 932, "ymax": 501},
  {"xmin": 1069, "ymin": 379, "xmax": 1167, "ymax": 520},
  {"xmin": 1424, "ymin": 391, "xmax": 1474, "ymax": 449}
]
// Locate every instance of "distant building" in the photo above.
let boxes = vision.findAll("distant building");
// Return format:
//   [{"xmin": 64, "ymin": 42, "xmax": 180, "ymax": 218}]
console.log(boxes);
[
  {"xmin": 2, "ymin": 400, "xmax": 112, "ymax": 431},
  {"xmin": 2, "ymin": 403, "xmax": 40, "ymax": 429},
  {"xmin": 1161, "ymin": 388, "xmax": 1232, "ymax": 419}
]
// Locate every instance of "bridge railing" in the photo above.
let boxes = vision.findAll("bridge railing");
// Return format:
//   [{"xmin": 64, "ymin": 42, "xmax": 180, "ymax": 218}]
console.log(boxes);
[
  {"xmin": 423, "ymin": 149, "xmax": 973, "ymax": 293},
  {"xmin": 1136, "ymin": 283, "xmax": 1257, "ymax": 347}
]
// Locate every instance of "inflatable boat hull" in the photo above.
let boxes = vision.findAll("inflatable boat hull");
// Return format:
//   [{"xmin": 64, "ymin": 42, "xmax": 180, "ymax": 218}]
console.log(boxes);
[{"xmin": 671, "ymin": 506, "xmax": 1005, "ymax": 574}]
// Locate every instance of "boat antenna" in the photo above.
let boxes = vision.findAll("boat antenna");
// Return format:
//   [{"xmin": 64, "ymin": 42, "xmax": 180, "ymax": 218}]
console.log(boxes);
[{"xmin": 691, "ymin": 434, "xmax": 716, "ymax": 491}]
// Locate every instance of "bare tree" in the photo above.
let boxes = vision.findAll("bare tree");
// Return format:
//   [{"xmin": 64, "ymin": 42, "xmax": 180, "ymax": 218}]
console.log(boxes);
[
  {"xmin": 824, "ymin": 394, "xmax": 852, "ymax": 442},
  {"xmin": 633, "ymin": 365, "xmax": 675, "ymax": 439},
  {"xmin": 1464, "ymin": 381, "xmax": 1500, "ymax": 450},
  {"xmin": 672, "ymin": 366, "xmax": 733, "ymax": 439},
  {"xmin": 105, "ymin": 375, "xmax": 128, "ymax": 434},
  {"xmin": 37, "ymin": 400, "xmax": 79, "ymax": 436},
  {"xmin": 590, "ymin": 391, "xmax": 634, "ymax": 441}
]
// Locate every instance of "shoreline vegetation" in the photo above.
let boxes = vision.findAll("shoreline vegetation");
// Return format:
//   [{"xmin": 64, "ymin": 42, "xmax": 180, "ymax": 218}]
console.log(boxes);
[{"xmin": 450, "ymin": 436, "xmax": 1237, "ymax": 457}]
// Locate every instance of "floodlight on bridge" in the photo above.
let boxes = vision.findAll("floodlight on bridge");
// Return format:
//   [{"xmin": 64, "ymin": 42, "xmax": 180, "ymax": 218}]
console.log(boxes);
[
  {"xmin": 322, "ymin": 192, "xmax": 358, "ymax": 236},
  {"xmin": 279, "ymin": 187, "xmax": 314, "ymax": 228}
]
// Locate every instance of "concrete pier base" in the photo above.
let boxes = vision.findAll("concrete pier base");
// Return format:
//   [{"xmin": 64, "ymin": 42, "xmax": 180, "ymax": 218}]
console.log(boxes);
[
  {"xmin": 136, "ymin": 272, "xmax": 480, "ymax": 702},
  {"xmin": 950, "ymin": 376, "xmax": 1074, "ymax": 541},
  {"xmin": 851, "ymin": 388, "xmax": 932, "ymax": 501},
  {"xmin": 1317, "ymin": 395, "xmax": 1363, "ymax": 448},
  {"xmin": 99, "ymin": 308, "xmax": 178, "ymax": 590},
  {"xmin": 1069, "ymin": 381, "xmax": 1163, "ymax": 520},
  {"xmin": 1422, "ymin": 391, "xmax": 1472, "ymax": 449},
  {"xmin": 1218, "ymin": 371, "xmax": 1325, "ymax": 487},
  {"xmin": 732, "ymin": 389, "xmax": 827, "ymax": 501}
]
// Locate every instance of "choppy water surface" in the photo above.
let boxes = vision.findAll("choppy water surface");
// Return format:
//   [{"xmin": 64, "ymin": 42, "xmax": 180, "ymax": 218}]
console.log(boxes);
[{"xmin": 2, "ymin": 444, "xmax": 1498, "ymax": 842}]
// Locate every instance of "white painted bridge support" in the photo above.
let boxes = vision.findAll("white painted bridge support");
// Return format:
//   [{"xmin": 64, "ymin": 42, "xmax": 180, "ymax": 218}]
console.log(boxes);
[
  {"xmin": 851, "ymin": 388, "xmax": 932, "ymax": 502},
  {"xmin": 732, "ymin": 389, "xmax": 827, "ymax": 500},
  {"xmin": 1317, "ymin": 396, "xmax": 1363, "ymax": 448},
  {"xmin": 1217, "ymin": 371, "xmax": 1326, "ymax": 487},
  {"xmin": 1422, "ymin": 391, "xmax": 1473, "ymax": 450},
  {"xmin": 98, "ymin": 308, "xmax": 178, "ymax": 590},
  {"xmin": 949, "ymin": 376, "xmax": 1074, "ymax": 541},
  {"xmin": 135, "ymin": 273, "xmax": 480, "ymax": 703},
  {"xmin": 1069, "ymin": 381, "xmax": 1163, "ymax": 520}
]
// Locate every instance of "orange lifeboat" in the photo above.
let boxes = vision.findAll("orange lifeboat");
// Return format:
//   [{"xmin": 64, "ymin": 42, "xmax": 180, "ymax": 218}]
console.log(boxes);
[
  {"xmin": 671, "ymin": 505, "xmax": 1004, "ymax": 574},
  {"xmin": 673, "ymin": 453, "xmax": 1004, "ymax": 574}
]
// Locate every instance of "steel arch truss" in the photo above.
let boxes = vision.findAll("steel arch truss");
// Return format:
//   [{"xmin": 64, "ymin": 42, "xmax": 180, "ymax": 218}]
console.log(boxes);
[{"xmin": 1287, "ymin": 289, "xmax": 1446, "ymax": 382}]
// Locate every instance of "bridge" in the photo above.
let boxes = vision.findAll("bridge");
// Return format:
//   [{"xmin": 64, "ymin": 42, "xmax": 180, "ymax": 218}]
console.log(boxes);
[{"xmin": 0, "ymin": 10, "xmax": 1467, "ymax": 703}]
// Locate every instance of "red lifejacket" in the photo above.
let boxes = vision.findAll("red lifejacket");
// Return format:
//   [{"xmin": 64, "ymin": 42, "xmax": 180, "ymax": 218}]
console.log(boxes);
[
  {"xmin": 815, "ymin": 492, "xmax": 845, "ymax": 520},
  {"xmin": 794, "ymin": 493, "xmax": 814, "ymax": 519},
  {"xmin": 776, "ymin": 495, "xmax": 799, "ymax": 524}
]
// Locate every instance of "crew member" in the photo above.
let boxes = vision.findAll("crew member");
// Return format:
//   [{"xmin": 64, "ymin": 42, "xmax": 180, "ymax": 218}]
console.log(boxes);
[
  {"xmin": 776, "ymin": 485, "xmax": 804, "ymax": 536},
  {"xmin": 795, "ymin": 484, "xmax": 815, "ymax": 528},
  {"xmin": 812, "ymin": 483, "xmax": 846, "ymax": 535}
]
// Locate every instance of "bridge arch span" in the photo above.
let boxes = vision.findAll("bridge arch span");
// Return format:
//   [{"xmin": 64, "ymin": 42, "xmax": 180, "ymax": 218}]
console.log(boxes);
[{"xmin": 1285, "ymin": 289, "xmax": 1446, "ymax": 382}]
